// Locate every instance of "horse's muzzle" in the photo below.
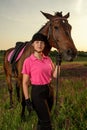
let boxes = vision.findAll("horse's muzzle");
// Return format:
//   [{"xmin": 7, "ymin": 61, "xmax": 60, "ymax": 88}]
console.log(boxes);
[{"xmin": 63, "ymin": 48, "xmax": 77, "ymax": 61}]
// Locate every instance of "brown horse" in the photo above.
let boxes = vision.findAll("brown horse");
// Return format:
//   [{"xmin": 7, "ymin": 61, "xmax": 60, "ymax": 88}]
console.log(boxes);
[{"xmin": 3, "ymin": 11, "xmax": 77, "ymax": 117}]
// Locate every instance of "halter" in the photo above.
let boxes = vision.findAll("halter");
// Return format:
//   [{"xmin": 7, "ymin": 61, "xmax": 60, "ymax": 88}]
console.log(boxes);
[
  {"xmin": 47, "ymin": 21, "xmax": 59, "ymax": 50},
  {"xmin": 47, "ymin": 17, "xmax": 67, "ymax": 52}
]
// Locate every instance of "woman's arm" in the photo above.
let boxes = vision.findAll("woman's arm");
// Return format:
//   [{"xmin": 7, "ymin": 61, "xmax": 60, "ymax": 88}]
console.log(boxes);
[
  {"xmin": 22, "ymin": 74, "xmax": 30, "ymax": 99},
  {"xmin": 22, "ymin": 74, "xmax": 33, "ymax": 113},
  {"xmin": 52, "ymin": 53, "xmax": 61, "ymax": 78},
  {"xmin": 53, "ymin": 65, "xmax": 60, "ymax": 78}
]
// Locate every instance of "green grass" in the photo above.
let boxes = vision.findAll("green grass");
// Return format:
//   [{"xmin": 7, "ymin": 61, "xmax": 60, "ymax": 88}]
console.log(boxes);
[
  {"xmin": 53, "ymin": 78, "xmax": 87, "ymax": 130},
  {"xmin": 0, "ymin": 53, "xmax": 87, "ymax": 130},
  {"xmin": 0, "ymin": 77, "xmax": 87, "ymax": 130}
]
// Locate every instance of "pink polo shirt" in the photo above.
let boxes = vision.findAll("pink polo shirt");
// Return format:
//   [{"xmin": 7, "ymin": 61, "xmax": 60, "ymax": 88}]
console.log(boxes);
[{"xmin": 22, "ymin": 54, "xmax": 54, "ymax": 85}]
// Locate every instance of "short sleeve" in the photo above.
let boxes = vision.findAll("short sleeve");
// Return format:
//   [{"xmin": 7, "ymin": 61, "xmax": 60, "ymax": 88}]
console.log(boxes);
[
  {"xmin": 22, "ymin": 58, "xmax": 31, "ymax": 76},
  {"xmin": 47, "ymin": 56, "xmax": 55, "ymax": 73}
]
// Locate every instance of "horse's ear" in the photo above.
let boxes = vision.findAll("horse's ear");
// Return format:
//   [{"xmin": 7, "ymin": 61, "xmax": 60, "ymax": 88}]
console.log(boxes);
[
  {"xmin": 40, "ymin": 11, "xmax": 54, "ymax": 20},
  {"xmin": 64, "ymin": 12, "xmax": 70, "ymax": 19}
]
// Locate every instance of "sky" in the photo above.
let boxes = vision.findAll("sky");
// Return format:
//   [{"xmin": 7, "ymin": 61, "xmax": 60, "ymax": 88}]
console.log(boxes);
[{"xmin": 0, "ymin": 0, "xmax": 87, "ymax": 51}]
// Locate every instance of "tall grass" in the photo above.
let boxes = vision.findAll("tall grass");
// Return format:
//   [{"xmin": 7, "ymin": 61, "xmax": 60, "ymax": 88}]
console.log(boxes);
[
  {"xmin": 54, "ymin": 78, "xmax": 87, "ymax": 130},
  {"xmin": 0, "ymin": 77, "xmax": 87, "ymax": 130},
  {"xmin": 0, "ymin": 52, "xmax": 87, "ymax": 130}
]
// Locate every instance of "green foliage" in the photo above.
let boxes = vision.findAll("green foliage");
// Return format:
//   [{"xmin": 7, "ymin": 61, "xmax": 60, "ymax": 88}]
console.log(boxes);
[
  {"xmin": 0, "ymin": 50, "xmax": 87, "ymax": 64},
  {"xmin": 51, "ymin": 78, "xmax": 87, "ymax": 130},
  {"xmin": 0, "ymin": 51, "xmax": 87, "ymax": 130},
  {"xmin": 78, "ymin": 51, "xmax": 87, "ymax": 57},
  {"xmin": 0, "ymin": 50, "xmax": 5, "ymax": 66},
  {"xmin": 49, "ymin": 50, "xmax": 87, "ymax": 62},
  {"xmin": 0, "ymin": 77, "xmax": 87, "ymax": 129}
]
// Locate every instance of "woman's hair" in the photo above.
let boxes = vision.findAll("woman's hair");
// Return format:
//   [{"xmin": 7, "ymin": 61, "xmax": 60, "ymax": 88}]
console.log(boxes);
[
  {"xmin": 31, "ymin": 33, "xmax": 48, "ymax": 45},
  {"xmin": 31, "ymin": 33, "xmax": 51, "ymax": 55}
]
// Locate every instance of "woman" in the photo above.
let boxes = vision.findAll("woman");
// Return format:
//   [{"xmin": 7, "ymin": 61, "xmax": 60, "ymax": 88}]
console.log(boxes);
[{"xmin": 22, "ymin": 33, "xmax": 59, "ymax": 130}]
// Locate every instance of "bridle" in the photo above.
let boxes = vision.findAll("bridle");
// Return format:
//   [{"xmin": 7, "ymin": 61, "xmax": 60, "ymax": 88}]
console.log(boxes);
[
  {"xmin": 47, "ymin": 18, "xmax": 64, "ymax": 108},
  {"xmin": 47, "ymin": 17, "xmax": 67, "ymax": 52},
  {"xmin": 47, "ymin": 21, "xmax": 59, "ymax": 50}
]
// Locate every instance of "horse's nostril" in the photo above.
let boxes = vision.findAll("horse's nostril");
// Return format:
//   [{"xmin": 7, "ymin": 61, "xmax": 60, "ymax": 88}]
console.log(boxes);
[
  {"xmin": 67, "ymin": 49, "xmax": 76, "ymax": 57},
  {"xmin": 67, "ymin": 49, "xmax": 72, "ymax": 55}
]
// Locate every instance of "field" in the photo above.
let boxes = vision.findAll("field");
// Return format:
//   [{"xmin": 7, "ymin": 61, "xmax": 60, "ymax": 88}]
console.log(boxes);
[{"xmin": 0, "ymin": 52, "xmax": 87, "ymax": 130}]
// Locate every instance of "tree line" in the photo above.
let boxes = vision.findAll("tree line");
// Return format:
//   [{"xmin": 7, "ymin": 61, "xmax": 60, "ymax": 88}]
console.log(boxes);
[{"xmin": 0, "ymin": 50, "xmax": 87, "ymax": 57}]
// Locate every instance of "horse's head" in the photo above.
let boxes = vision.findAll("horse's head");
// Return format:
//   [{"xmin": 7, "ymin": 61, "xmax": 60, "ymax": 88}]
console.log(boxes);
[{"xmin": 41, "ymin": 11, "xmax": 77, "ymax": 61}]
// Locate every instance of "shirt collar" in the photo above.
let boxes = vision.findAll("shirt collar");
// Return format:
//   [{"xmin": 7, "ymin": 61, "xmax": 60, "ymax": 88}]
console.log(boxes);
[{"xmin": 31, "ymin": 54, "xmax": 47, "ymax": 61}]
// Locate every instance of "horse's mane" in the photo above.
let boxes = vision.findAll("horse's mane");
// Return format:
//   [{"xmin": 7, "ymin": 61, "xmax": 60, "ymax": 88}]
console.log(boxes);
[{"xmin": 55, "ymin": 12, "xmax": 63, "ymax": 17}]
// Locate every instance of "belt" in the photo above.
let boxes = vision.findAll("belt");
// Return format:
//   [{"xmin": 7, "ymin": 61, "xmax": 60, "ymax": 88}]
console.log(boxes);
[{"xmin": 31, "ymin": 84, "xmax": 49, "ymax": 87}]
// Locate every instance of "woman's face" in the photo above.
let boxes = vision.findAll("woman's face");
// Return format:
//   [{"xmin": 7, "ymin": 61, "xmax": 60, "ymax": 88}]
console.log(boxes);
[{"xmin": 32, "ymin": 40, "xmax": 45, "ymax": 52}]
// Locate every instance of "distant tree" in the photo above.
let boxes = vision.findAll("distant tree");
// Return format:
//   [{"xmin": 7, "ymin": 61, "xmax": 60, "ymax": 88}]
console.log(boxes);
[
  {"xmin": 0, "ymin": 50, "xmax": 5, "ymax": 55},
  {"xmin": 78, "ymin": 51, "xmax": 87, "ymax": 57}
]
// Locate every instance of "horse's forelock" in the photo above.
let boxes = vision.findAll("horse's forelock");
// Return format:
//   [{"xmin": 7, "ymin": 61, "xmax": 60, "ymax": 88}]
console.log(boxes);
[
  {"xmin": 55, "ymin": 12, "xmax": 63, "ymax": 17},
  {"xmin": 54, "ymin": 12, "xmax": 70, "ymax": 20}
]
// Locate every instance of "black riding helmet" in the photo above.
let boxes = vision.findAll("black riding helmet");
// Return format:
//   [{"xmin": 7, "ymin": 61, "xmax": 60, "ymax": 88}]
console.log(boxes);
[{"xmin": 31, "ymin": 33, "xmax": 49, "ymax": 45}]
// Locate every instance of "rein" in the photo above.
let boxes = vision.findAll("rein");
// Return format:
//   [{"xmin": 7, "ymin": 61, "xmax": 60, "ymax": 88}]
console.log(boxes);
[{"xmin": 47, "ymin": 20, "xmax": 62, "ymax": 109}]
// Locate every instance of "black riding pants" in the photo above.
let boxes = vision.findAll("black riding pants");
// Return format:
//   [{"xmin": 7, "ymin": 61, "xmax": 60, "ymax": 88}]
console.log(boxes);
[{"xmin": 31, "ymin": 84, "xmax": 54, "ymax": 130}]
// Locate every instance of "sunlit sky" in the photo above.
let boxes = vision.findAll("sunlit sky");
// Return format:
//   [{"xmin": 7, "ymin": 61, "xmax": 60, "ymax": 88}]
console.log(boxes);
[{"xmin": 0, "ymin": 0, "xmax": 87, "ymax": 51}]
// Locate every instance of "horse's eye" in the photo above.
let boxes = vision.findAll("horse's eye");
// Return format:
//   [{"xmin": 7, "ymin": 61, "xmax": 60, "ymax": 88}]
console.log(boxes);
[{"xmin": 54, "ymin": 26, "xmax": 58, "ymax": 30}]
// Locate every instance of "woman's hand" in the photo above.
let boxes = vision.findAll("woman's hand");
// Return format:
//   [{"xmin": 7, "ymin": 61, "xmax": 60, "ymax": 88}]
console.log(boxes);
[{"xmin": 25, "ymin": 98, "xmax": 33, "ymax": 113}]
